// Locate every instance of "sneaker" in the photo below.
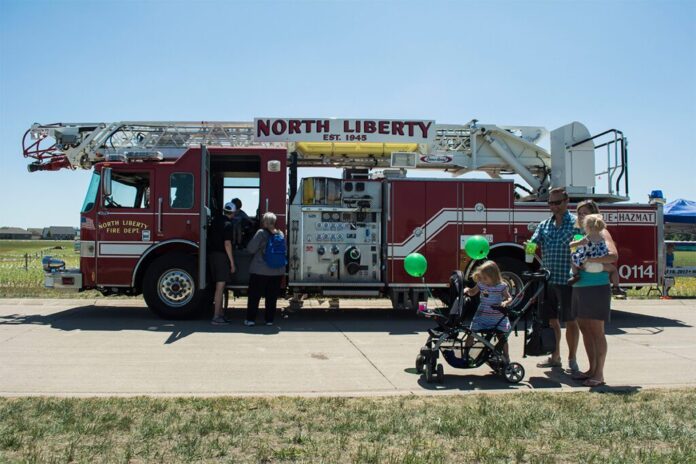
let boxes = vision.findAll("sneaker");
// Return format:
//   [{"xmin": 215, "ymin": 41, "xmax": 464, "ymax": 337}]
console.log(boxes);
[
  {"xmin": 568, "ymin": 358, "xmax": 580, "ymax": 373},
  {"xmin": 211, "ymin": 317, "xmax": 228, "ymax": 325},
  {"xmin": 244, "ymin": 320, "xmax": 256, "ymax": 327},
  {"xmin": 265, "ymin": 321, "xmax": 274, "ymax": 326}
]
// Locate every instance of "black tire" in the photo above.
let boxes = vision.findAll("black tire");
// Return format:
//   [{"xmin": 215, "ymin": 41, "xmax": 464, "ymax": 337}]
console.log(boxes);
[
  {"xmin": 415, "ymin": 355, "xmax": 425, "ymax": 374},
  {"xmin": 494, "ymin": 257, "xmax": 532, "ymax": 309},
  {"xmin": 143, "ymin": 253, "xmax": 207, "ymax": 319},
  {"xmin": 503, "ymin": 362, "xmax": 525, "ymax": 383},
  {"xmin": 436, "ymin": 363, "xmax": 444, "ymax": 383}
]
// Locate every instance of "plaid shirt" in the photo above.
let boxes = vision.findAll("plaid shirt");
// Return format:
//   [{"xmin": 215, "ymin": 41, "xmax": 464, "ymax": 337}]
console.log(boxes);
[{"xmin": 530, "ymin": 211, "xmax": 582, "ymax": 285}]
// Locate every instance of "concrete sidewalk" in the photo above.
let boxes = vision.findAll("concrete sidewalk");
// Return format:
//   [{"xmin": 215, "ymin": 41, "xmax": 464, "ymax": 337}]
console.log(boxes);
[{"xmin": 0, "ymin": 298, "xmax": 694, "ymax": 396}]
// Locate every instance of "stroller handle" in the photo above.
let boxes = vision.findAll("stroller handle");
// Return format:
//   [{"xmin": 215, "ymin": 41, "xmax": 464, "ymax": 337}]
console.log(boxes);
[{"xmin": 522, "ymin": 269, "xmax": 551, "ymax": 282}]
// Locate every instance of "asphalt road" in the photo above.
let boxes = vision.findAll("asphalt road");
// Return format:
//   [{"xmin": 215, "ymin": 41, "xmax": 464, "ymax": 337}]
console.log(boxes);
[{"xmin": 1, "ymin": 297, "xmax": 694, "ymax": 396}]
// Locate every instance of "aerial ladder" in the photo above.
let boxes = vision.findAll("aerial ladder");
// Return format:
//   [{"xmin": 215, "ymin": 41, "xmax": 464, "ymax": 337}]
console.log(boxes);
[{"xmin": 22, "ymin": 119, "xmax": 628, "ymax": 202}]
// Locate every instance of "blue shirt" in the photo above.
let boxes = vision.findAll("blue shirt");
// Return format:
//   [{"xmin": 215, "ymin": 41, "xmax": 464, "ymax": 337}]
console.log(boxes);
[{"xmin": 530, "ymin": 211, "xmax": 583, "ymax": 285}]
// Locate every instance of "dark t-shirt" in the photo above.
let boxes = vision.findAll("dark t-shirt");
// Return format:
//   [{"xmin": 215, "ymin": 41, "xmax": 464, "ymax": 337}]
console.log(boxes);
[{"xmin": 207, "ymin": 215, "xmax": 234, "ymax": 252}]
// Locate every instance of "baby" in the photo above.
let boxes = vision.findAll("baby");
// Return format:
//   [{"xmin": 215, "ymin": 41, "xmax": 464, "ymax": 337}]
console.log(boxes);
[{"xmin": 568, "ymin": 214, "xmax": 617, "ymax": 286}]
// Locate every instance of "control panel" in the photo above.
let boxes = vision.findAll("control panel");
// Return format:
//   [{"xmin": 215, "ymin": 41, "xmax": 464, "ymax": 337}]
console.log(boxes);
[{"xmin": 288, "ymin": 178, "xmax": 382, "ymax": 285}]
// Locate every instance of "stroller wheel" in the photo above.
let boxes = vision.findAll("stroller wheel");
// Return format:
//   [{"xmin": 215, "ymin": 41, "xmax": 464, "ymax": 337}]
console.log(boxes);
[
  {"xmin": 425, "ymin": 362, "xmax": 434, "ymax": 383},
  {"xmin": 503, "ymin": 362, "xmax": 525, "ymax": 384},
  {"xmin": 436, "ymin": 364, "xmax": 444, "ymax": 384},
  {"xmin": 415, "ymin": 354, "xmax": 426, "ymax": 374}
]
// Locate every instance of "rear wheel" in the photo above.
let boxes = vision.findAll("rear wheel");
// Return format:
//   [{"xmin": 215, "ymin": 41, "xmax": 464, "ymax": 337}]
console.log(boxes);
[
  {"xmin": 143, "ymin": 253, "xmax": 207, "ymax": 319},
  {"xmin": 436, "ymin": 363, "xmax": 444, "ymax": 383}
]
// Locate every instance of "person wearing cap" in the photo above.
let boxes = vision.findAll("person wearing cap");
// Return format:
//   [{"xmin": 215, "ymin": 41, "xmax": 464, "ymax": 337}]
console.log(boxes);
[{"xmin": 207, "ymin": 202, "xmax": 236, "ymax": 325}]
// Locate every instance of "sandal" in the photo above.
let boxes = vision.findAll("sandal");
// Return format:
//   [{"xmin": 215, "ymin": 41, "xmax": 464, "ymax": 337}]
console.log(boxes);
[
  {"xmin": 536, "ymin": 357, "xmax": 562, "ymax": 368},
  {"xmin": 567, "ymin": 358, "xmax": 580, "ymax": 373},
  {"xmin": 583, "ymin": 378, "xmax": 606, "ymax": 387},
  {"xmin": 572, "ymin": 372, "xmax": 591, "ymax": 380}
]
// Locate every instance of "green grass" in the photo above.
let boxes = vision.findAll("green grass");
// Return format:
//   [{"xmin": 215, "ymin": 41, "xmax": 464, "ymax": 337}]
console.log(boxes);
[
  {"xmin": 627, "ymin": 278, "xmax": 696, "ymax": 298},
  {"xmin": 1, "ymin": 390, "xmax": 695, "ymax": 463},
  {"xmin": 672, "ymin": 250, "xmax": 696, "ymax": 267}
]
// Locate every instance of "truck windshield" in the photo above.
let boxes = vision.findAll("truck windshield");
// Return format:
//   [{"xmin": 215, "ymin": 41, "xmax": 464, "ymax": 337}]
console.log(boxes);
[{"xmin": 81, "ymin": 171, "xmax": 100, "ymax": 213}]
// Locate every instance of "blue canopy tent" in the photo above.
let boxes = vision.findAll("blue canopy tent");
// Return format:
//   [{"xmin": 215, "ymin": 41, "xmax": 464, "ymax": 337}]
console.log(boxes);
[
  {"xmin": 664, "ymin": 199, "xmax": 696, "ymax": 224},
  {"xmin": 664, "ymin": 199, "xmax": 696, "ymax": 234}
]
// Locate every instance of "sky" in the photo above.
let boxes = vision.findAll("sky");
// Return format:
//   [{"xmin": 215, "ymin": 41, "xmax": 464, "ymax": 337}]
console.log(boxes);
[{"xmin": 0, "ymin": 0, "xmax": 694, "ymax": 228}]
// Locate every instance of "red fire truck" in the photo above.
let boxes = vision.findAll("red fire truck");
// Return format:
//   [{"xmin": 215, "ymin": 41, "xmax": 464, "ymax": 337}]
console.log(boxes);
[{"xmin": 23, "ymin": 118, "xmax": 664, "ymax": 318}]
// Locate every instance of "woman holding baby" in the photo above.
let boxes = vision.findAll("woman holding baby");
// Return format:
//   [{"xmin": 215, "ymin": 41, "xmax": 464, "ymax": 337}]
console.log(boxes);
[{"xmin": 570, "ymin": 199, "xmax": 619, "ymax": 387}]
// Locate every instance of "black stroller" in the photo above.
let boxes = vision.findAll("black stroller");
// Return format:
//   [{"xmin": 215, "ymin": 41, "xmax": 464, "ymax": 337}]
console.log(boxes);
[{"xmin": 415, "ymin": 269, "xmax": 551, "ymax": 384}]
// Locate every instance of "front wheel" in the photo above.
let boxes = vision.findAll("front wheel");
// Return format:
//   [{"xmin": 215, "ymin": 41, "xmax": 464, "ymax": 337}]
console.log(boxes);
[
  {"xmin": 436, "ymin": 363, "xmax": 444, "ymax": 383},
  {"xmin": 415, "ymin": 355, "xmax": 425, "ymax": 374},
  {"xmin": 503, "ymin": 362, "xmax": 525, "ymax": 383},
  {"xmin": 143, "ymin": 253, "xmax": 208, "ymax": 319},
  {"xmin": 425, "ymin": 361, "xmax": 434, "ymax": 383}
]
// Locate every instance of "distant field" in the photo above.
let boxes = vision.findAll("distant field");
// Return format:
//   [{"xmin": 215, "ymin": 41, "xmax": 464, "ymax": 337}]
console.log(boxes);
[
  {"xmin": 0, "ymin": 240, "xmax": 694, "ymax": 298},
  {"xmin": 673, "ymin": 250, "xmax": 696, "ymax": 267},
  {"xmin": 0, "ymin": 240, "xmax": 101, "ymax": 298},
  {"xmin": 0, "ymin": 240, "xmax": 74, "ymax": 254}
]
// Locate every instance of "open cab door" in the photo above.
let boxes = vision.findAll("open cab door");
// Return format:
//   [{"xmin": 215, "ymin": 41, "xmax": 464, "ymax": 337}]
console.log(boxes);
[{"xmin": 199, "ymin": 145, "xmax": 211, "ymax": 290}]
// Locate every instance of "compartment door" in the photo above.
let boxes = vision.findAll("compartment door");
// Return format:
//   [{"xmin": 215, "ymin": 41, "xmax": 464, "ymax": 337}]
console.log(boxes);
[
  {"xmin": 388, "ymin": 181, "xmax": 426, "ymax": 283},
  {"xmin": 424, "ymin": 182, "xmax": 460, "ymax": 284}
]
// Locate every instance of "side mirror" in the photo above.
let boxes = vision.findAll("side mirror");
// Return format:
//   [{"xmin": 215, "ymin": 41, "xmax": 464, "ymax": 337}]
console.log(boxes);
[{"xmin": 102, "ymin": 168, "xmax": 112, "ymax": 197}]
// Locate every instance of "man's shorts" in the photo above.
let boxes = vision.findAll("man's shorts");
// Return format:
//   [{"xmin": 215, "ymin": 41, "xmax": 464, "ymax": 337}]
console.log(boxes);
[
  {"xmin": 208, "ymin": 251, "xmax": 231, "ymax": 283},
  {"xmin": 541, "ymin": 284, "xmax": 574, "ymax": 323}
]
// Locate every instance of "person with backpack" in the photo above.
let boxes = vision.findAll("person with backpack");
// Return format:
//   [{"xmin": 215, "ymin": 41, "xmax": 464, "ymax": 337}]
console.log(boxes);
[{"xmin": 244, "ymin": 212, "xmax": 286, "ymax": 326}]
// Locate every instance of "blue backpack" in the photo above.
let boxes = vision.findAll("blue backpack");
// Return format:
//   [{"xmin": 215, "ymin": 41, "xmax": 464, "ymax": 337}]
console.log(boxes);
[{"xmin": 264, "ymin": 231, "xmax": 287, "ymax": 268}]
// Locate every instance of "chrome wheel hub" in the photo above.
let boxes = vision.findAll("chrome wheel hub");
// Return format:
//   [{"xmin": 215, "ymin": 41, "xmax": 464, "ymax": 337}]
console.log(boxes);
[{"xmin": 157, "ymin": 269, "xmax": 194, "ymax": 307}]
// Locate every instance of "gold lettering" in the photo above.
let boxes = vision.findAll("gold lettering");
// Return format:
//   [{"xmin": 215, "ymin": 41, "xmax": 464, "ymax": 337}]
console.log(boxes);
[{"xmin": 99, "ymin": 220, "xmax": 121, "ymax": 229}]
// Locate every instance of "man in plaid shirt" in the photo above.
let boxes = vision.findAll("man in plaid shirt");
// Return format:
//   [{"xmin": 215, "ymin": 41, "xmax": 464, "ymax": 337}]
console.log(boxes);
[{"xmin": 530, "ymin": 187, "xmax": 583, "ymax": 371}]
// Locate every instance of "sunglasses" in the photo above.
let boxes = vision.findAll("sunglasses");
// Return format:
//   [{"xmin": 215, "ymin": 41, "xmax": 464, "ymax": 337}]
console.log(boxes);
[{"xmin": 547, "ymin": 199, "xmax": 567, "ymax": 206}]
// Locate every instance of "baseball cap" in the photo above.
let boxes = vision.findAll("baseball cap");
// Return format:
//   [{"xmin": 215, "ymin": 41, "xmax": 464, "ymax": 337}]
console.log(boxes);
[{"xmin": 223, "ymin": 202, "xmax": 237, "ymax": 213}]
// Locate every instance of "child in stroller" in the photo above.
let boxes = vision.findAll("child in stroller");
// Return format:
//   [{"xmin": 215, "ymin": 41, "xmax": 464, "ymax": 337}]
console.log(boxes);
[
  {"xmin": 464, "ymin": 261, "xmax": 513, "ymax": 363},
  {"xmin": 415, "ymin": 265, "xmax": 550, "ymax": 384}
]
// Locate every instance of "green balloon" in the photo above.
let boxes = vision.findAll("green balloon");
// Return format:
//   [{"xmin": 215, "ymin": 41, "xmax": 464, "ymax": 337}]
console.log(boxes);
[
  {"xmin": 404, "ymin": 253, "xmax": 428, "ymax": 277},
  {"xmin": 465, "ymin": 235, "xmax": 490, "ymax": 260}
]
